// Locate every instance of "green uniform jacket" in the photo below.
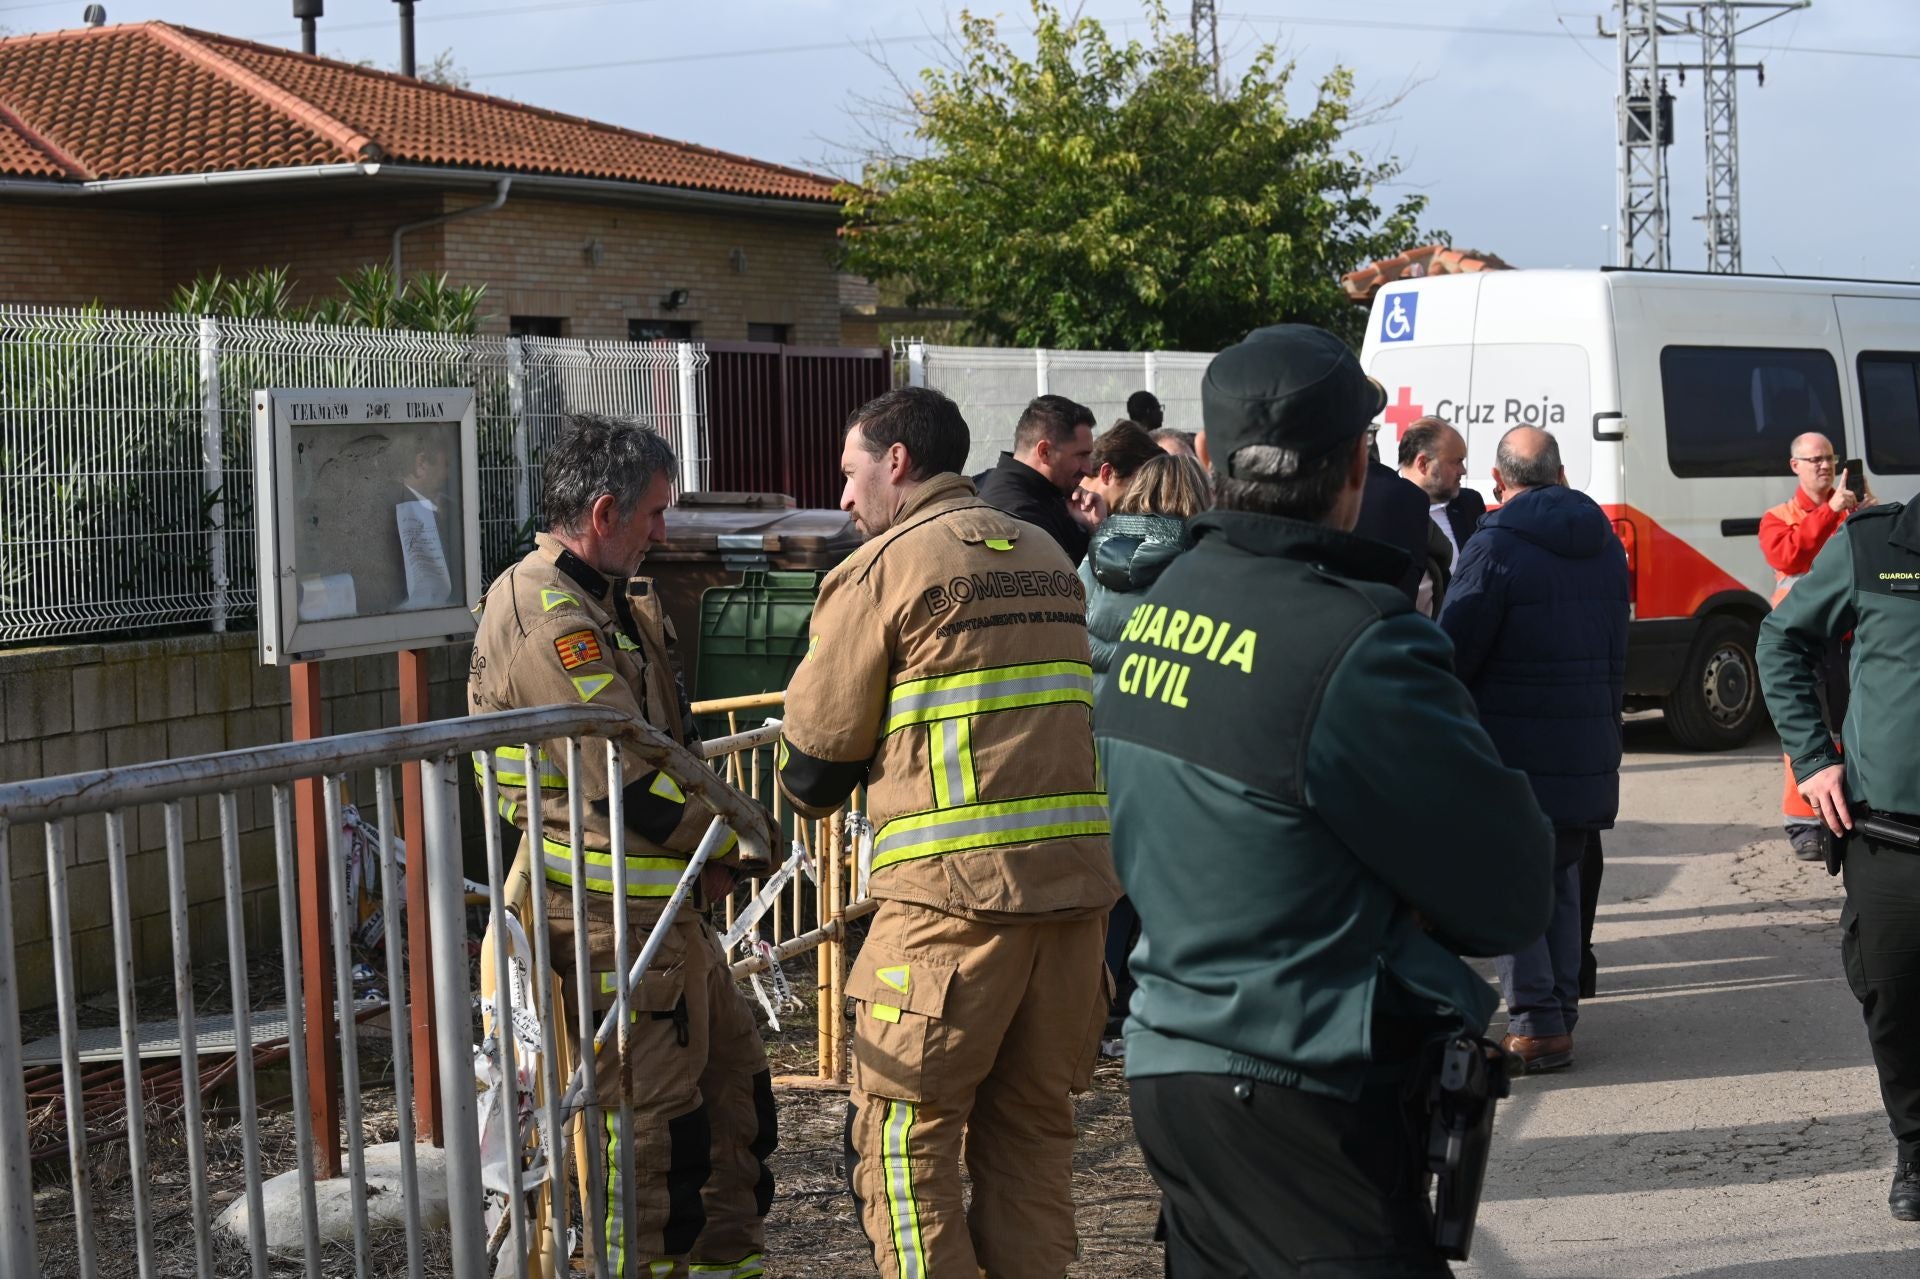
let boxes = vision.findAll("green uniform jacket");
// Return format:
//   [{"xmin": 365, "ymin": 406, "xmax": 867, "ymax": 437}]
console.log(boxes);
[
  {"xmin": 1096, "ymin": 510, "xmax": 1555, "ymax": 1102},
  {"xmin": 1758, "ymin": 500, "xmax": 1920, "ymax": 815}
]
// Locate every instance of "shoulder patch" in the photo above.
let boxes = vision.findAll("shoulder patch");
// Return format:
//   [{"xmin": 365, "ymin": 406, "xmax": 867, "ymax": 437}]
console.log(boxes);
[
  {"xmin": 571, "ymin": 673, "xmax": 615, "ymax": 702},
  {"xmin": 554, "ymin": 629, "xmax": 602, "ymax": 670},
  {"xmin": 541, "ymin": 588, "xmax": 580, "ymax": 612}
]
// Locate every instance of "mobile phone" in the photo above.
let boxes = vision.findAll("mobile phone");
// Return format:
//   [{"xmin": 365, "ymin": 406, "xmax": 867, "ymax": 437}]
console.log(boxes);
[{"xmin": 1844, "ymin": 467, "xmax": 1865, "ymax": 501}]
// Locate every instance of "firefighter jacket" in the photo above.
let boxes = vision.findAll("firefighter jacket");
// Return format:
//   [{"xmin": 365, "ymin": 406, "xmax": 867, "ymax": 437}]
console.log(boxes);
[
  {"xmin": 468, "ymin": 533, "xmax": 732, "ymax": 899},
  {"xmin": 776, "ymin": 473, "xmax": 1120, "ymax": 920}
]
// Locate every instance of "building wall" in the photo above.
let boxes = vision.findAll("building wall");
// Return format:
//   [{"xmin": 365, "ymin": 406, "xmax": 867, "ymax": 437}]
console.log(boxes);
[
  {"xmin": 161, "ymin": 189, "xmax": 449, "ymax": 307},
  {"xmin": 2, "ymin": 632, "xmax": 471, "ymax": 1011},
  {"xmin": 440, "ymin": 193, "xmax": 843, "ymax": 344},
  {"xmin": 0, "ymin": 202, "xmax": 167, "ymax": 309}
]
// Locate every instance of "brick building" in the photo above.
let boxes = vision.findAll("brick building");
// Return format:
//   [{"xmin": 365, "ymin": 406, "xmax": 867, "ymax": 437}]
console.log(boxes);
[{"xmin": 0, "ymin": 21, "xmax": 850, "ymax": 343}]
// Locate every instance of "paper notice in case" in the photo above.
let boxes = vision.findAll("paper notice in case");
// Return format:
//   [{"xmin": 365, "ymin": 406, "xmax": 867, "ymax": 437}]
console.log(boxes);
[
  {"xmin": 298, "ymin": 573, "xmax": 359, "ymax": 621},
  {"xmin": 396, "ymin": 498, "xmax": 453, "ymax": 610}
]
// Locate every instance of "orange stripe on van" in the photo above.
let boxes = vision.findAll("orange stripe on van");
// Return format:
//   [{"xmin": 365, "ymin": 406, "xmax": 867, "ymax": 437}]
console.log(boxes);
[{"xmin": 1602, "ymin": 505, "xmax": 1747, "ymax": 620}]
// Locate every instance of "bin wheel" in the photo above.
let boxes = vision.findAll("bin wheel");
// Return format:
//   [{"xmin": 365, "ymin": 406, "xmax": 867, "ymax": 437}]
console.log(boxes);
[{"xmin": 1662, "ymin": 613, "xmax": 1765, "ymax": 751}]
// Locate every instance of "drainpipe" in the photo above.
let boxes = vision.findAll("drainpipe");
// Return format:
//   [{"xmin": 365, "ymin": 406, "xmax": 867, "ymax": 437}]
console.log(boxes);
[{"xmin": 391, "ymin": 177, "xmax": 511, "ymax": 283}]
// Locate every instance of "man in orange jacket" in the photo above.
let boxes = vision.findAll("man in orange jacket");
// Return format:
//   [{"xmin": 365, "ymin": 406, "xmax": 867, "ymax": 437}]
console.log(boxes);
[{"xmin": 1759, "ymin": 431, "xmax": 1871, "ymax": 859}]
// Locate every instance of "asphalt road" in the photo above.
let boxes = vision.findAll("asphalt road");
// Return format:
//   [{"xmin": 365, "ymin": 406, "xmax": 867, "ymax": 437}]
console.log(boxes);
[{"xmin": 1459, "ymin": 721, "xmax": 1920, "ymax": 1278}]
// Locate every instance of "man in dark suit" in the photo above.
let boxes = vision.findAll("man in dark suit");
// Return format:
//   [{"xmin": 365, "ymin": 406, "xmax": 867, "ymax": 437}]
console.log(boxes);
[
  {"xmin": 1352, "ymin": 431, "xmax": 1429, "ymax": 603},
  {"xmin": 1446, "ymin": 487, "xmax": 1488, "ymax": 551}
]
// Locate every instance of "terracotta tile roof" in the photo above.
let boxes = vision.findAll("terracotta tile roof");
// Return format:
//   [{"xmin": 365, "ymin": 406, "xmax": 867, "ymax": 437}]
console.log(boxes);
[
  {"xmin": 0, "ymin": 21, "xmax": 841, "ymax": 203},
  {"xmin": 1342, "ymin": 244, "xmax": 1516, "ymax": 304}
]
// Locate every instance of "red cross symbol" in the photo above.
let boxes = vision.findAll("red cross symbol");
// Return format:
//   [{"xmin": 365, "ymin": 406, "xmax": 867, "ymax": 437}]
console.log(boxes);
[{"xmin": 1383, "ymin": 385, "xmax": 1424, "ymax": 439}]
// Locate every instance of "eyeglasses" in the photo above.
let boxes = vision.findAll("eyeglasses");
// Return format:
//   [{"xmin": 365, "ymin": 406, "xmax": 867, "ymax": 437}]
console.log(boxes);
[{"xmin": 1791, "ymin": 453, "xmax": 1836, "ymax": 465}]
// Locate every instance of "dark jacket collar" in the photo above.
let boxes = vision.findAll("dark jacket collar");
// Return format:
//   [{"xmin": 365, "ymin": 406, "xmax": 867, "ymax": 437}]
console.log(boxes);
[
  {"xmin": 1192, "ymin": 509, "xmax": 1410, "ymax": 587},
  {"xmin": 990, "ymin": 452, "xmax": 1062, "ymax": 497},
  {"xmin": 533, "ymin": 532, "xmax": 617, "ymax": 604}
]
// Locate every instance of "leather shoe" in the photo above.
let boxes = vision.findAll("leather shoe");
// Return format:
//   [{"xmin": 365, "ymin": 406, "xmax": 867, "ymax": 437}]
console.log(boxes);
[
  {"xmin": 1892, "ymin": 1161, "xmax": 1920, "ymax": 1221},
  {"xmin": 1502, "ymin": 1032, "xmax": 1573, "ymax": 1073}
]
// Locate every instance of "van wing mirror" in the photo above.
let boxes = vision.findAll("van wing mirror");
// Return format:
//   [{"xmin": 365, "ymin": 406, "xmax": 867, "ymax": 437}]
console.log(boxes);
[{"xmin": 1592, "ymin": 411, "xmax": 1626, "ymax": 442}]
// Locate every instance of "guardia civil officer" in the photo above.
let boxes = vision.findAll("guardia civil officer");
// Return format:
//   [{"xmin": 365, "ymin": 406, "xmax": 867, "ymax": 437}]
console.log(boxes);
[
  {"xmin": 1758, "ymin": 495, "xmax": 1920, "ymax": 1222},
  {"xmin": 470, "ymin": 414, "xmax": 779, "ymax": 1277},
  {"xmin": 1097, "ymin": 325, "xmax": 1555, "ymax": 1275},
  {"xmin": 777, "ymin": 386, "xmax": 1118, "ymax": 1279}
]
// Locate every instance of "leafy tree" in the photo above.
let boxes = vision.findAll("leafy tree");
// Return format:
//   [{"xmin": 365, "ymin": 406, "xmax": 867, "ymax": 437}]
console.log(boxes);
[{"xmin": 837, "ymin": 2, "xmax": 1436, "ymax": 350}]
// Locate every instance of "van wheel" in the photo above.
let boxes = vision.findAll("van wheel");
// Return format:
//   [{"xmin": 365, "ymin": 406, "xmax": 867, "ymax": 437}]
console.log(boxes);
[{"xmin": 1663, "ymin": 614, "xmax": 1764, "ymax": 751}]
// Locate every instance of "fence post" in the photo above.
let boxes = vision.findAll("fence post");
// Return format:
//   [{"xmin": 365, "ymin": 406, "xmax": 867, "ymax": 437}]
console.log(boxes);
[
  {"xmin": 506, "ymin": 337, "xmax": 532, "ymax": 535},
  {"xmin": 1035, "ymin": 347, "xmax": 1051, "ymax": 397},
  {"xmin": 1143, "ymin": 349, "xmax": 1158, "ymax": 396},
  {"xmin": 907, "ymin": 342, "xmax": 927, "ymax": 389},
  {"xmin": 422, "ymin": 752, "xmax": 487, "ymax": 1275},
  {"xmin": 0, "ymin": 823, "xmax": 39, "ymax": 1274},
  {"xmin": 198, "ymin": 316, "xmax": 228, "ymax": 633},
  {"xmin": 675, "ymin": 341, "xmax": 705, "ymax": 493}
]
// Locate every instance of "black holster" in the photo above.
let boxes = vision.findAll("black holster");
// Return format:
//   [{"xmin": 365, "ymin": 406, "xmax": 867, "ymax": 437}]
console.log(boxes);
[{"xmin": 1424, "ymin": 1036, "xmax": 1510, "ymax": 1262}]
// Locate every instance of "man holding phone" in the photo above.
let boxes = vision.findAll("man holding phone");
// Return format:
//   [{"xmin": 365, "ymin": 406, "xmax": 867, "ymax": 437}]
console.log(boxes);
[{"xmin": 1760, "ymin": 432, "xmax": 1873, "ymax": 860}]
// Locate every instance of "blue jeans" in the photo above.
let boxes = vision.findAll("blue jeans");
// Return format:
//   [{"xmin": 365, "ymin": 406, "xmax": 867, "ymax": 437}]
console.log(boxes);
[{"xmin": 1497, "ymin": 854, "xmax": 1583, "ymax": 1039}]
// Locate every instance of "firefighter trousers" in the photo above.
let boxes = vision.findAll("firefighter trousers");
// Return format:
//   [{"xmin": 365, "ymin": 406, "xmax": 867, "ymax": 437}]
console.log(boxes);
[
  {"xmin": 485, "ymin": 837, "xmax": 776, "ymax": 1279},
  {"xmin": 844, "ymin": 900, "xmax": 1107, "ymax": 1279}
]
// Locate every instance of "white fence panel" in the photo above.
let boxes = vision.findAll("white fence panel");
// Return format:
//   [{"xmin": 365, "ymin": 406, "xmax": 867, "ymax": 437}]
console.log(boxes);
[{"xmin": 0, "ymin": 308, "xmax": 706, "ymax": 645}]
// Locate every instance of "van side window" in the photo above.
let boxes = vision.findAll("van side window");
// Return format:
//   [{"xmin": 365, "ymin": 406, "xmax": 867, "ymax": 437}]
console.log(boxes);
[
  {"xmin": 1660, "ymin": 346, "xmax": 1845, "ymax": 478},
  {"xmin": 1858, "ymin": 353, "xmax": 1920, "ymax": 475}
]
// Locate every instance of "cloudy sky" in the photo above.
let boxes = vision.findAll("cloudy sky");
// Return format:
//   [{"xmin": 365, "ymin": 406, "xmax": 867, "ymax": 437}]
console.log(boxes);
[{"xmin": 3, "ymin": 0, "xmax": 1914, "ymax": 277}]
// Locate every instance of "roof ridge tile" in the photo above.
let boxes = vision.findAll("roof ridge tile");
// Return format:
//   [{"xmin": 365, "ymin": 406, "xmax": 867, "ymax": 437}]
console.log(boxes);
[
  {"xmin": 0, "ymin": 94, "xmax": 91, "ymax": 179},
  {"xmin": 144, "ymin": 22, "xmax": 381, "ymax": 163},
  {"xmin": 181, "ymin": 23, "xmax": 837, "ymax": 191}
]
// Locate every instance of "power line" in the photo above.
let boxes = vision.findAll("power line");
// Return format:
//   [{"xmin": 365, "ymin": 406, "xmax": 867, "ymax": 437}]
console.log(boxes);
[
  {"xmin": 242, "ymin": 0, "xmax": 668, "ymax": 44},
  {"xmin": 474, "ymin": 33, "xmax": 942, "ymax": 80},
  {"xmin": 1217, "ymin": 12, "xmax": 1920, "ymax": 60}
]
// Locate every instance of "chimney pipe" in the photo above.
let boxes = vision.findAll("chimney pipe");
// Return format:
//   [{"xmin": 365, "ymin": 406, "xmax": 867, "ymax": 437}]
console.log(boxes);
[
  {"xmin": 81, "ymin": 5, "xmax": 107, "ymax": 27},
  {"xmin": 292, "ymin": 0, "xmax": 323, "ymax": 56},
  {"xmin": 394, "ymin": 0, "xmax": 417, "ymax": 78}
]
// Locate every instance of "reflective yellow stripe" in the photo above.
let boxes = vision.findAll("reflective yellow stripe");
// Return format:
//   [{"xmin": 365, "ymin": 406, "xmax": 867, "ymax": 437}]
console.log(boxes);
[
  {"xmin": 871, "ymin": 792, "xmax": 1108, "ymax": 871},
  {"xmin": 472, "ymin": 746, "xmax": 566, "ymax": 790},
  {"xmin": 541, "ymin": 837, "xmax": 687, "ymax": 897},
  {"xmin": 648, "ymin": 772, "xmax": 686, "ymax": 803},
  {"xmin": 927, "ymin": 719, "xmax": 977, "ymax": 809},
  {"xmin": 496, "ymin": 796, "xmax": 519, "ymax": 824},
  {"xmin": 885, "ymin": 661, "xmax": 1093, "ymax": 733},
  {"xmin": 605, "ymin": 1114, "xmax": 625, "ymax": 1276},
  {"xmin": 883, "ymin": 1101, "xmax": 927, "ymax": 1279},
  {"xmin": 690, "ymin": 1257, "xmax": 765, "ymax": 1278}
]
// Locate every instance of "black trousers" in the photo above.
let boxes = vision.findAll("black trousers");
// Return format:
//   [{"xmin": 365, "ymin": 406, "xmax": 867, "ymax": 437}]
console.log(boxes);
[
  {"xmin": 1578, "ymin": 830, "xmax": 1604, "ymax": 996},
  {"xmin": 1842, "ymin": 831, "xmax": 1920, "ymax": 1165},
  {"xmin": 1130, "ymin": 1072, "xmax": 1450, "ymax": 1278}
]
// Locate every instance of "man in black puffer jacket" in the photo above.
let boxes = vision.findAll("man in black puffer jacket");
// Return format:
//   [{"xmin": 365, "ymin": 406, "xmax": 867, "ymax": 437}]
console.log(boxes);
[{"xmin": 1439, "ymin": 426, "xmax": 1629, "ymax": 1073}]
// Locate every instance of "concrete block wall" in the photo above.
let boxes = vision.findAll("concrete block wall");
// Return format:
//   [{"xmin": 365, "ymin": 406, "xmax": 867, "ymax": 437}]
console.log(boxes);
[{"xmin": 3, "ymin": 632, "xmax": 472, "ymax": 1012}]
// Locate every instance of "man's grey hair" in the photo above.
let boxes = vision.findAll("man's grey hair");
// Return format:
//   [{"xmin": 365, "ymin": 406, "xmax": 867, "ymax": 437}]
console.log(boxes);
[
  {"xmin": 1495, "ymin": 427, "xmax": 1563, "ymax": 491},
  {"xmin": 541, "ymin": 413, "xmax": 679, "ymax": 535}
]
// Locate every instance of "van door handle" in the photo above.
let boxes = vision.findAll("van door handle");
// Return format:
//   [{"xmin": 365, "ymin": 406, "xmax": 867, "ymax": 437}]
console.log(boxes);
[
  {"xmin": 1721, "ymin": 518, "xmax": 1762, "ymax": 537},
  {"xmin": 1592, "ymin": 411, "xmax": 1626, "ymax": 442}
]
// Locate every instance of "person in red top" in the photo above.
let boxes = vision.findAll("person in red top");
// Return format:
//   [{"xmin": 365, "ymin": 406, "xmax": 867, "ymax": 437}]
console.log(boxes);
[{"xmin": 1760, "ymin": 431, "xmax": 1873, "ymax": 859}]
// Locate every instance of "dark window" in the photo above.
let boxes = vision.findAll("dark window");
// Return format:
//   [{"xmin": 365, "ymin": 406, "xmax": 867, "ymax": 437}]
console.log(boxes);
[
  {"xmin": 1858, "ymin": 353, "xmax": 1920, "ymax": 475},
  {"xmin": 1660, "ymin": 346, "xmax": 1844, "ymax": 478},
  {"xmin": 509, "ymin": 315, "xmax": 567, "ymax": 338},
  {"xmin": 746, "ymin": 323, "xmax": 790, "ymax": 345},
  {"xmin": 630, "ymin": 319, "xmax": 695, "ymax": 342}
]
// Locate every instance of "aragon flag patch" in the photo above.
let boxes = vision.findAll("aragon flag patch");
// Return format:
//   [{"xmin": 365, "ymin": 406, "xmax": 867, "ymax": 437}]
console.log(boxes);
[{"xmin": 555, "ymin": 629, "xmax": 602, "ymax": 670}]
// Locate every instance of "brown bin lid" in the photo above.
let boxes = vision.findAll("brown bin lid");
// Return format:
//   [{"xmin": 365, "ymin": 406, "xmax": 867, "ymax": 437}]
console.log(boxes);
[{"xmin": 655, "ymin": 492, "xmax": 860, "ymax": 558}]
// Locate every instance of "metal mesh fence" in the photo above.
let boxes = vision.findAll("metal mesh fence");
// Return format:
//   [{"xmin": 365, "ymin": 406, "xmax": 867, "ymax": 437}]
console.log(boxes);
[
  {"xmin": 0, "ymin": 308, "xmax": 705, "ymax": 645},
  {"xmin": 903, "ymin": 342, "xmax": 1216, "ymax": 474}
]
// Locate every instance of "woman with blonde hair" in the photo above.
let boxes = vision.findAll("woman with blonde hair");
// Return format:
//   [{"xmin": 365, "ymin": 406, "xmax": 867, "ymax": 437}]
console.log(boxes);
[{"xmin": 1079, "ymin": 450, "xmax": 1209, "ymax": 1056}]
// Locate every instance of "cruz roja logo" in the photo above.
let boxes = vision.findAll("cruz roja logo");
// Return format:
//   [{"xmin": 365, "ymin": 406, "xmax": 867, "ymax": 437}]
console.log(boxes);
[{"xmin": 1381, "ymin": 293, "xmax": 1417, "ymax": 343}]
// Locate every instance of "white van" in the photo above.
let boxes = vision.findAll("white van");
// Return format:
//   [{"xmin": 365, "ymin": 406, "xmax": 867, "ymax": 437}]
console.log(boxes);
[{"xmin": 1361, "ymin": 268, "xmax": 1920, "ymax": 750}]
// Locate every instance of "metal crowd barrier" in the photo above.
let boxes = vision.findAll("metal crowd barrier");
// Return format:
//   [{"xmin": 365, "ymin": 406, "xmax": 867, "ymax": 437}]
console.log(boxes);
[{"xmin": 0, "ymin": 699, "xmax": 873, "ymax": 1279}]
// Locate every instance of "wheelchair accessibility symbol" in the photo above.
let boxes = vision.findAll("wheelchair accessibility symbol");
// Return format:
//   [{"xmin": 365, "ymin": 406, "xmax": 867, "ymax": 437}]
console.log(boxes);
[{"xmin": 1381, "ymin": 293, "xmax": 1417, "ymax": 343}]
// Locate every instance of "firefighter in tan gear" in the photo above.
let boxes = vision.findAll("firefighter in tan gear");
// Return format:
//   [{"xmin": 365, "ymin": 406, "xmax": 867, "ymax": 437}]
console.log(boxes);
[
  {"xmin": 776, "ymin": 387, "xmax": 1120, "ymax": 1279},
  {"xmin": 469, "ymin": 414, "xmax": 777, "ymax": 1279}
]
